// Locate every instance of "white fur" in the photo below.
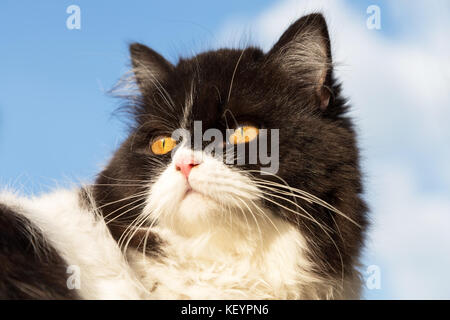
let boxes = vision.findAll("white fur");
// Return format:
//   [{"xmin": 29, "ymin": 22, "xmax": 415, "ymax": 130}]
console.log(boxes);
[
  {"xmin": 0, "ymin": 147, "xmax": 331, "ymax": 299},
  {"xmin": 130, "ymin": 147, "xmax": 325, "ymax": 299},
  {"xmin": 0, "ymin": 190, "xmax": 145, "ymax": 299}
]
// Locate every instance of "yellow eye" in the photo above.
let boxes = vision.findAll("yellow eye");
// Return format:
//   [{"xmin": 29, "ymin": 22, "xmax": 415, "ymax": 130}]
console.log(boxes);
[
  {"xmin": 229, "ymin": 126, "xmax": 259, "ymax": 144},
  {"xmin": 151, "ymin": 137, "xmax": 177, "ymax": 155}
]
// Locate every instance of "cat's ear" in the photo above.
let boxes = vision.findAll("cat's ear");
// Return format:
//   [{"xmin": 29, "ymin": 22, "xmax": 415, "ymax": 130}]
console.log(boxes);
[
  {"xmin": 267, "ymin": 14, "xmax": 332, "ymax": 110},
  {"xmin": 129, "ymin": 43, "xmax": 174, "ymax": 93}
]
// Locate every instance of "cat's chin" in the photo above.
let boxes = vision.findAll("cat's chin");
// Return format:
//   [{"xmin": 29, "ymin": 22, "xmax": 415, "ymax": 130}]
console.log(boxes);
[
  {"xmin": 167, "ymin": 189, "xmax": 224, "ymax": 235},
  {"xmin": 180, "ymin": 189, "xmax": 214, "ymax": 206},
  {"xmin": 182, "ymin": 188, "xmax": 205, "ymax": 200}
]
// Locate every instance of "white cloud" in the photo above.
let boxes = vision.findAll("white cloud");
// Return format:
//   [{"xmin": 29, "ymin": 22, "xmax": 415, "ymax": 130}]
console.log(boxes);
[
  {"xmin": 216, "ymin": 0, "xmax": 450, "ymax": 299},
  {"xmin": 369, "ymin": 165, "xmax": 450, "ymax": 299}
]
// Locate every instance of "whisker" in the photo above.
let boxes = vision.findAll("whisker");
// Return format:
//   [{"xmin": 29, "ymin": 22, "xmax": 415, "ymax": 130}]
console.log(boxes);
[
  {"xmin": 255, "ymin": 184, "xmax": 345, "ymax": 284},
  {"xmin": 251, "ymin": 177, "xmax": 360, "ymax": 227},
  {"xmin": 108, "ymin": 201, "xmax": 146, "ymax": 228},
  {"xmin": 97, "ymin": 191, "xmax": 148, "ymax": 211},
  {"xmin": 236, "ymin": 197, "xmax": 263, "ymax": 244},
  {"xmin": 104, "ymin": 196, "xmax": 147, "ymax": 223},
  {"xmin": 248, "ymin": 198, "xmax": 282, "ymax": 238},
  {"xmin": 227, "ymin": 49, "xmax": 246, "ymax": 103},
  {"xmin": 89, "ymin": 183, "xmax": 148, "ymax": 187},
  {"xmin": 118, "ymin": 213, "xmax": 147, "ymax": 253},
  {"xmin": 96, "ymin": 174, "xmax": 152, "ymax": 183},
  {"xmin": 123, "ymin": 215, "xmax": 148, "ymax": 257}
]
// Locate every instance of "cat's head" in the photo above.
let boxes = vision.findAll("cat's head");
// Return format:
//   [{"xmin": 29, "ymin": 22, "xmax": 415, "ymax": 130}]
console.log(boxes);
[{"xmin": 92, "ymin": 13, "xmax": 367, "ymax": 285}]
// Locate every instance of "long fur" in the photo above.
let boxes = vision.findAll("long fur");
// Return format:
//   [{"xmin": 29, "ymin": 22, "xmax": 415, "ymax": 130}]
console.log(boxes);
[{"xmin": 0, "ymin": 13, "xmax": 367, "ymax": 299}]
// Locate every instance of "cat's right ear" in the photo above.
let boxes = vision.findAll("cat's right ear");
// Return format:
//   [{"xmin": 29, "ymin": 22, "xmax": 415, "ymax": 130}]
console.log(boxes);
[{"xmin": 129, "ymin": 43, "xmax": 174, "ymax": 93}]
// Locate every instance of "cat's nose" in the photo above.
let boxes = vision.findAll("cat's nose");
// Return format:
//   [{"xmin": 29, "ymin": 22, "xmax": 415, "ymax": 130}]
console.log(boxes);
[{"xmin": 175, "ymin": 157, "xmax": 199, "ymax": 178}]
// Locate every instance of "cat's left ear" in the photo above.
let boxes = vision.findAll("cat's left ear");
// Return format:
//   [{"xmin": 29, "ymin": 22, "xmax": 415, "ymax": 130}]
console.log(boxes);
[{"xmin": 267, "ymin": 14, "xmax": 332, "ymax": 110}]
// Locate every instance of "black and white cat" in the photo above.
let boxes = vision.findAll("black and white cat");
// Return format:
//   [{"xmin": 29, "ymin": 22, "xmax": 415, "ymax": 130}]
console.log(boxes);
[{"xmin": 0, "ymin": 14, "xmax": 367, "ymax": 299}]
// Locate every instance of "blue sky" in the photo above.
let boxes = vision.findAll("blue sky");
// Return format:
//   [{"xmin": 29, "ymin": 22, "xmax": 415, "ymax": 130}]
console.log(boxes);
[{"xmin": 1, "ymin": 1, "xmax": 449, "ymax": 299}]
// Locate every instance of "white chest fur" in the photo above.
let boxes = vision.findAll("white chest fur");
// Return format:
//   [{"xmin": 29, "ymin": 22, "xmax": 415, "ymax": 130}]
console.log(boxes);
[{"xmin": 128, "ymin": 213, "xmax": 316, "ymax": 300}]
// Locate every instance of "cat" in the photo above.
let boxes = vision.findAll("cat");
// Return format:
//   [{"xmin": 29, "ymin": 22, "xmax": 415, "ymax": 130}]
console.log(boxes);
[{"xmin": 0, "ymin": 13, "xmax": 367, "ymax": 299}]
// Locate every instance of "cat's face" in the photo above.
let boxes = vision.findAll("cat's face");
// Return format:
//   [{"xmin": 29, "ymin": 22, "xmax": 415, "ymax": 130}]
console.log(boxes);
[{"xmin": 93, "ymin": 14, "xmax": 367, "ymax": 283}]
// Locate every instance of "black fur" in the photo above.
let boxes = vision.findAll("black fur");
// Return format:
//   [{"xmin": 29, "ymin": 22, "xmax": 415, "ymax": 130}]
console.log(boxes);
[
  {"xmin": 93, "ymin": 13, "xmax": 368, "ymax": 298},
  {"xmin": 0, "ymin": 204, "xmax": 78, "ymax": 299}
]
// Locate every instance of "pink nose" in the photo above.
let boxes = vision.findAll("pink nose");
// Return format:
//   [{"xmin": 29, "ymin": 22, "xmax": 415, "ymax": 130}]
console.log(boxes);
[{"xmin": 175, "ymin": 157, "xmax": 199, "ymax": 178}]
